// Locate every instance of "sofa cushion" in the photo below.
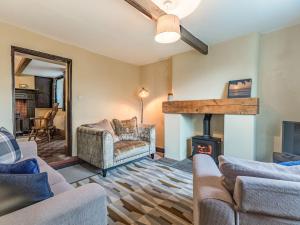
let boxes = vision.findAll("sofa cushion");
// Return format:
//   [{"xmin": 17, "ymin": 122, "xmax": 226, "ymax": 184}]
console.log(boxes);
[
  {"xmin": 113, "ymin": 117, "xmax": 139, "ymax": 141},
  {"xmin": 278, "ymin": 160, "xmax": 300, "ymax": 166},
  {"xmin": 83, "ymin": 119, "xmax": 119, "ymax": 142},
  {"xmin": 218, "ymin": 155, "xmax": 300, "ymax": 192},
  {"xmin": 114, "ymin": 140, "xmax": 149, "ymax": 161},
  {"xmin": 0, "ymin": 172, "xmax": 53, "ymax": 216},
  {"xmin": 0, "ymin": 158, "xmax": 40, "ymax": 174},
  {"xmin": 0, "ymin": 127, "xmax": 22, "ymax": 164}
]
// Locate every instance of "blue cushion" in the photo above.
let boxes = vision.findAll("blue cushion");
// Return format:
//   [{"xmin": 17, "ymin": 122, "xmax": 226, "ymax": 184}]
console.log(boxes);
[
  {"xmin": 0, "ymin": 158, "xmax": 40, "ymax": 174},
  {"xmin": 278, "ymin": 160, "xmax": 300, "ymax": 166},
  {"xmin": 0, "ymin": 127, "xmax": 22, "ymax": 164},
  {"xmin": 0, "ymin": 172, "xmax": 53, "ymax": 216}
]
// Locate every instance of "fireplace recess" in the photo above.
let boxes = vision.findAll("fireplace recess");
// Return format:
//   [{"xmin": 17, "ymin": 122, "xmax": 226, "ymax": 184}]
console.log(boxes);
[{"xmin": 192, "ymin": 114, "xmax": 222, "ymax": 162}]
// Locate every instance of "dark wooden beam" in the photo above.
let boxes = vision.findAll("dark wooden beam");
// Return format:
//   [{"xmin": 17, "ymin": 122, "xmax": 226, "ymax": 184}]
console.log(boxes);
[
  {"xmin": 124, "ymin": 0, "xmax": 164, "ymax": 20},
  {"xmin": 180, "ymin": 26, "xmax": 208, "ymax": 55},
  {"xmin": 124, "ymin": 0, "xmax": 208, "ymax": 55},
  {"xmin": 16, "ymin": 58, "xmax": 32, "ymax": 74}
]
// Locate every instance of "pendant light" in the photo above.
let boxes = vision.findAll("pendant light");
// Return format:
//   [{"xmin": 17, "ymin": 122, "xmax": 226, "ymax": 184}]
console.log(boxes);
[{"xmin": 155, "ymin": 14, "xmax": 181, "ymax": 44}]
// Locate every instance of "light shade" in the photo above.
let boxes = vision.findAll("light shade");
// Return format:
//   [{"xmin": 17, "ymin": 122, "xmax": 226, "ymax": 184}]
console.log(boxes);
[
  {"xmin": 155, "ymin": 14, "xmax": 181, "ymax": 44},
  {"xmin": 152, "ymin": 0, "xmax": 202, "ymax": 19},
  {"xmin": 138, "ymin": 87, "xmax": 150, "ymax": 98}
]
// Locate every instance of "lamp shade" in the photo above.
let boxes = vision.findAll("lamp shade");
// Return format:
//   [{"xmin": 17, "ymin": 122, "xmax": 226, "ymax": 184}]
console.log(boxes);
[
  {"xmin": 138, "ymin": 88, "xmax": 149, "ymax": 98},
  {"xmin": 155, "ymin": 14, "xmax": 181, "ymax": 44}
]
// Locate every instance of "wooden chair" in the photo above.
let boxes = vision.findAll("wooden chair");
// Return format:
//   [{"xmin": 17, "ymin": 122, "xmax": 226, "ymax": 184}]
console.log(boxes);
[{"xmin": 28, "ymin": 103, "xmax": 59, "ymax": 142}]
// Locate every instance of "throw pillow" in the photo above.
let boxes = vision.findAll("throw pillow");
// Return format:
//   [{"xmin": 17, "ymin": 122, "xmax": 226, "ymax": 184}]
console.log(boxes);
[
  {"xmin": 83, "ymin": 119, "xmax": 119, "ymax": 142},
  {"xmin": 0, "ymin": 127, "xmax": 22, "ymax": 164},
  {"xmin": 113, "ymin": 117, "xmax": 139, "ymax": 141},
  {"xmin": 0, "ymin": 158, "xmax": 40, "ymax": 174},
  {"xmin": 278, "ymin": 160, "xmax": 300, "ymax": 166},
  {"xmin": 0, "ymin": 172, "xmax": 54, "ymax": 216},
  {"xmin": 218, "ymin": 155, "xmax": 300, "ymax": 192}
]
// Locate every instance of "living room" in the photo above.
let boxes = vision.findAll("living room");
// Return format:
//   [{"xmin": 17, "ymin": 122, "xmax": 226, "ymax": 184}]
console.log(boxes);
[{"xmin": 0, "ymin": 1, "xmax": 300, "ymax": 225}]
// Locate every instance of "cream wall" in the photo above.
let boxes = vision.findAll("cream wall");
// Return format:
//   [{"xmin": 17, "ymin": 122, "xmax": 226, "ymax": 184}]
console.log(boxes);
[
  {"xmin": 15, "ymin": 75, "xmax": 35, "ymax": 89},
  {"xmin": 140, "ymin": 59, "xmax": 172, "ymax": 148},
  {"xmin": 165, "ymin": 33, "xmax": 259, "ymax": 160},
  {"xmin": 0, "ymin": 21, "xmax": 140, "ymax": 155},
  {"xmin": 172, "ymin": 33, "xmax": 259, "ymax": 100},
  {"xmin": 257, "ymin": 24, "xmax": 300, "ymax": 161}
]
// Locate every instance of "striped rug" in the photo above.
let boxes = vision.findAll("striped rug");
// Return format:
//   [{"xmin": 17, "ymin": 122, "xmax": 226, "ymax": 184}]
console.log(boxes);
[{"xmin": 71, "ymin": 158, "xmax": 193, "ymax": 225}]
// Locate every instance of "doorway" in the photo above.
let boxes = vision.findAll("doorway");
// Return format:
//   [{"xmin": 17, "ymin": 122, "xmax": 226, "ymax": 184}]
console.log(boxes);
[{"xmin": 11, "ymin": 46, "xmax": 73, "ymax": 167}]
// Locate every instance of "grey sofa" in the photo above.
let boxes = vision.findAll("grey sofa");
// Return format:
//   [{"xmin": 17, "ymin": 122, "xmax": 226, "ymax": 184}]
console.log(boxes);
[
  {"xmin": 193, "ymin": 154, "xmax": 300, "ymax": 225},
  {"xmin": 77, "ymin": 124, "xmax": 156, "ymax": 177},
  {"xmin": 0, "ymin": 140, "xmax": 107, "ymax": 225}
]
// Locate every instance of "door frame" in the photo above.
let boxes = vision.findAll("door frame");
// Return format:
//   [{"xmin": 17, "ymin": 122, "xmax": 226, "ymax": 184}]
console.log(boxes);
[{"xmin": 11, "ymin": 46, "xmax": 73, "ymax": 156}]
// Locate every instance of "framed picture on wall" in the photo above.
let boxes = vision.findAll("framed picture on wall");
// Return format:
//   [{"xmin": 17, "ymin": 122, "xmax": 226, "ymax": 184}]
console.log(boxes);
[{"xmin": 228, "ymin": 79, "xmax": 252, "ymax": 98}]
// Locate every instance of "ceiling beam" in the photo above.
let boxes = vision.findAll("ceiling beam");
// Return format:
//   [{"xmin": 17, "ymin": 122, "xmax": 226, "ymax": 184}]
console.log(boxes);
[
  {"xmin": 124, "ymin": 0, "xmax": 164, "ymax": 20},
  {"xmin": 124, "ymin": 0, "xmax": 208, "ymax": 55},
  {"xmin": 180, "ymin": 26, "xmax": 208, "ymax": 55},
  {"xmin": 15, "ymin": 58, "xmax": 32, "ymax": 75}
]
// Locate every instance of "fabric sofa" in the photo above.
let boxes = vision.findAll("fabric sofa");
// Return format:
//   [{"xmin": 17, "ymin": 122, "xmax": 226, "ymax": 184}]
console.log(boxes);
[
  {"xmin": 0, "ymin": 140, "xmax": 107, "ymax": 225},
  {"xmin": 193, "ymin": 154, "xmax": 300, "ymax": 225},
  {"xmin": 77, "ymin": 123, "xmax": 155, "ymax": 176}
]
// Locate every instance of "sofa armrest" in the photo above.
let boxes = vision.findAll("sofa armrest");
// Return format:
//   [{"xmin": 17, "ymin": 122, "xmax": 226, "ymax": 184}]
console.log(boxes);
[
  {"xmin": 77, "ymin": 126, "xmax": 114, "ymax": 169},
  {"xmin": 193, "ymin": 154, "xmax": 235, "ymax": 225},
  {"xmin": 0, "ymin": 183, "xmax": 107, "ymax": 225},
  {"xmin": 17, "ymin": 139, "xmax": 38, "ymax": 158},
  {"xmin": 138, "ymin": 124, "xmax": 156, "ymax": 154},
  {"xmin": 234, "ymin": 176, "xmax": 300, "ymax": 220}
]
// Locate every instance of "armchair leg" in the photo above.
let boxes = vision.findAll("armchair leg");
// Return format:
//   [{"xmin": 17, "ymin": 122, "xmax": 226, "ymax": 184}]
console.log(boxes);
[
  {"xmin": 34, "ymin": 130, "xmax": 38, "ymax": 141},
  {"xmin": 102, "ymin": 169, "xmax": 107, "ymax": 177},
  {"xmin": 150, "ymin": 153, "xmax": 155, "ymax": 159},
  {"xmin": 47, "ymin": 130, "xmax": 51, "ymax": 142},
  {"xmin": 28, "ymin": 129, "xmax": 35, "ymax": 141}
]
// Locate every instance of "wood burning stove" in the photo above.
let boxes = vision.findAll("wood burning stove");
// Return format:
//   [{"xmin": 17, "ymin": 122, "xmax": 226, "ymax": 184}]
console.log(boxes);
[{"xmin": 192, "ymin": 114, "xmax": 222, "ymax": 162}]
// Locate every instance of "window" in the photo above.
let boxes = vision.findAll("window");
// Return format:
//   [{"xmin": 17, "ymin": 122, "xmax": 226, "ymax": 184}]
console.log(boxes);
[{"xmin": 55, "ymin": 77, "xmax": 65, "ymax": 110}]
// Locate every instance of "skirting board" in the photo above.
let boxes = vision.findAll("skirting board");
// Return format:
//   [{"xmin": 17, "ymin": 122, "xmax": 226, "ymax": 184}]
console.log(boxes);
[{"xmin": 156, "ymin": 147, "xmax": 165, "ymax": 153}]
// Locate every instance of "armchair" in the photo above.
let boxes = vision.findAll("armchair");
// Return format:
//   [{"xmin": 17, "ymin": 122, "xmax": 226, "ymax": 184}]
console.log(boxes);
[
  {"xmin": 28, "ymin": 103, "xmax": 58, "ymax": 142},
  {"xmin": 77, "ymin": 123, "xmax": 156, "ymax": 177}
]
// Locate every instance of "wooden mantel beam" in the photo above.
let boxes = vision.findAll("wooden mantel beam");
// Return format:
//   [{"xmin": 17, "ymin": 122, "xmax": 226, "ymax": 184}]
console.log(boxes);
[{"xmin": 162, "ymin": 98, "xmax": 259, "ymax": 115}]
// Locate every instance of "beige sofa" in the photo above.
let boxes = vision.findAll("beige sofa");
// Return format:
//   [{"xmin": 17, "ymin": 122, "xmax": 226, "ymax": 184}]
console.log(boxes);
[
  {"xmin": 0, "ymin": 140, "xmax": 107, "ymax": 225},
  {"xmin": 193, "ymin": 154, "xmax": 300, "ymax": 225},
  {"xmin": 77, "ymin": 124, "xmax": 156, "ymax": 177}
]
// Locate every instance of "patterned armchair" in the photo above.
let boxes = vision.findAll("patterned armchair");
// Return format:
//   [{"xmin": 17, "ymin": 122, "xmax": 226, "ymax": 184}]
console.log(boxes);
[{"xmin": 77, "ymin": 123, "xmax": 155, "ymax": 177}]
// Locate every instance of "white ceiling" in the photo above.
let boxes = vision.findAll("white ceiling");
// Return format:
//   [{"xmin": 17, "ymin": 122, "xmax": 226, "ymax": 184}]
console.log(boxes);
[
  {"xmin": 22, "ymin": 59, "xmax": 66, "ymax": 78},
  {"xmin": 0, "ymin": 0, "xmax": 300, "ymax": 65}
]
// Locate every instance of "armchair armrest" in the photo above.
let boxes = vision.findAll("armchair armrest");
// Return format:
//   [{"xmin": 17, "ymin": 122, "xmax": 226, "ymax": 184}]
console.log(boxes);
[
  {"xmin": 77, "ymin": 126, "xmax": 114, "ymax": 169},
  {"xmin": 138, "ymin": 124, "xmax": 156, "ymax": 154},
  {"xmin": 29, "ymin": 117, "xmax": 43, "ymax": 120},
  {"xmin": 0, "ymin": 183, "xmax": 107, "ymax": 225},
  {"xmin": 234, "ymin": 176, "xmax": 300, "ymax": 220}
]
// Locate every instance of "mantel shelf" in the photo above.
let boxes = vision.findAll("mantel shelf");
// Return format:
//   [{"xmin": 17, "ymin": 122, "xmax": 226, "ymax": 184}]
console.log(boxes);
[{"xmin": 162, "ymin": 98, "xmax": 259, "ymax": 115}]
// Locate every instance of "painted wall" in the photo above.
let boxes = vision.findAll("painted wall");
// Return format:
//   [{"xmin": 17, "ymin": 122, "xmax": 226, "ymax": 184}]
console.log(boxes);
[
  {"xmin": 165, "ymin": 33, "xmax": 260, "ymax": 160},
  {"xmin": 0, "ymin": 21, "xmax": 140, "ymax": 155},
  {"xmin": 140, "ymin": 59, "xmax": 172, "ymax": 148},
  {"xmin": 257, "ymin": 24, "xmax": 300, "ymax": 161}
]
